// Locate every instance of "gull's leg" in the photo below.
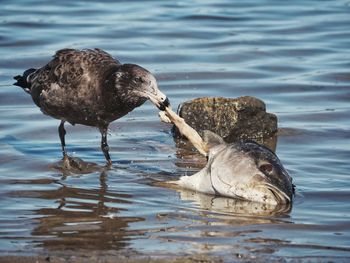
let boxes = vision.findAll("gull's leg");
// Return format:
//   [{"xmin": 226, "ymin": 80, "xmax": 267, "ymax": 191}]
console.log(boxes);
[
  {"xmin": 58, "ymin": 120, "xmax": 68, "ymax": 160},
  {"xmin": 100, "ymin": 126, "xmax": 112, "ymax": 165}
]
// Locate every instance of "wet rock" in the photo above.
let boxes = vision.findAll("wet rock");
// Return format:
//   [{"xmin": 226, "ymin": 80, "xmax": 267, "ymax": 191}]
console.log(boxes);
[{"xmin": 172, "ymin": 96, "xmax": 277, "ymax": 151}]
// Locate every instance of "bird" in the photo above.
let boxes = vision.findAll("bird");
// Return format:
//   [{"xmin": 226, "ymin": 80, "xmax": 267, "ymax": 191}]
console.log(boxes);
[{"xmin": 13, "ymin": 48, "xmax": 169, "ymax": 165}]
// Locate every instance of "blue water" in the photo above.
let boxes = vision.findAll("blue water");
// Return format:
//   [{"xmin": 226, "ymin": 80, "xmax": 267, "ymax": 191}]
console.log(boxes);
[{"xmin": 0, "ymin": 0, "xmax": 350, "ymax": 261}]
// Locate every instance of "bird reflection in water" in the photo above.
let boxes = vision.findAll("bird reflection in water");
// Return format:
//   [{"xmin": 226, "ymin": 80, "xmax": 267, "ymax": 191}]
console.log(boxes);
[{"xmin": 30, "ymin": 169, "xmax": 144, "ymax": 251}]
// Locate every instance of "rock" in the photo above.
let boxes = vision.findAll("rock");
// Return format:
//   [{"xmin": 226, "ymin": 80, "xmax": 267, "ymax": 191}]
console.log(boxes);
[{"xmin": 172, "ymin": 96, "xmax": 278, "ymax": 151}]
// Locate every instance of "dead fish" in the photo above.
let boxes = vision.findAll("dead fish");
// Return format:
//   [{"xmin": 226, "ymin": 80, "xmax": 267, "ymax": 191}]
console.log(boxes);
[
  {"xmin": 174, "ymin": 130, "xmax": 294, "ymax": 205},
  {"xmin": 160, "ymin": 107, "xmax": 294, "ymax": 205}
]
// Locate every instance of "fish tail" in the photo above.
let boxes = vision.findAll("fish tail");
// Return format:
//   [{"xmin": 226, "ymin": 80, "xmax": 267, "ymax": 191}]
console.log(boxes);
[{"xmin": 13, "ymin": 68, "xmax": 36, "ymax": 94}]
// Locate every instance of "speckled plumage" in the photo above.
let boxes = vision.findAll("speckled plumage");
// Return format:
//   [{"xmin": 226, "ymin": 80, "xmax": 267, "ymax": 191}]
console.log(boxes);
[
  {"xmin": 14, "ymin": 48, "xmax": 169, "ymax": 164},
  {"xmin": 29, "ymin": 48, "xmax": 149, "ymax": 127}
]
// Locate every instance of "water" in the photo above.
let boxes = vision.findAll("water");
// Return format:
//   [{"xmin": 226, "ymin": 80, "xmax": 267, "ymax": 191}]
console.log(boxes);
[{"xmin": 0, "ymin": 0, "xmax": 350, "ymax": 261}]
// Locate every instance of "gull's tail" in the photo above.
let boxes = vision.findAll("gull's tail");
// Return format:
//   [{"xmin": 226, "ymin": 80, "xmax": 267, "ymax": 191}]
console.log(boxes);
[{"xmin": 13, "ymin": 68, "xmax": 36, "ymax": 94}]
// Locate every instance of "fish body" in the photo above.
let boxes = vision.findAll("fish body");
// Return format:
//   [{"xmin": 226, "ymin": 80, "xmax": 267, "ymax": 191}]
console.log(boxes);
[{"xmin": 174, "ymin": 131, "xmax": 294, "ymax": 205}]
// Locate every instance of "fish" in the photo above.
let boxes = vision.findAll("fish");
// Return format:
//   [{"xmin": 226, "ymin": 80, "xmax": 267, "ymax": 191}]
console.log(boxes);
[{"xmin": 160, "ymin": 107, "xmax": 294, "ymax": 205}]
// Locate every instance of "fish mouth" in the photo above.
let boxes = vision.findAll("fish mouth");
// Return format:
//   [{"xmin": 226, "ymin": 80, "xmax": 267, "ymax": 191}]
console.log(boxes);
[{"xmin": 264, "ymin": 183, "xmax": 291, "ymax": 204}]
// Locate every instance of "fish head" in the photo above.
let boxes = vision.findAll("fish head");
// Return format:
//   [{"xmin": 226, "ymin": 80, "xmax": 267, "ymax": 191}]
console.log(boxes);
[
  {"xmin": 203, "ymin": 130, "xmax": 294, "ymax": 205},
  {"xmin": 116, "ymin": 64, "xmax": 169, "ymax": 110}
]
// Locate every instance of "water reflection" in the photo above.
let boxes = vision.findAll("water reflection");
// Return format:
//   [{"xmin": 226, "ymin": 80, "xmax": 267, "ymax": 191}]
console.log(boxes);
[
  {"xmin": 150, "ymin": 188, "xmax": 292, "ymax": 259},
  {"xmin": 13, "ymin": 170, "xmax": 144, "ymax": 251},
  {"xmin": 1, "ymin": 0, "xmax": 350, "ymax": 259},
  {"xmin": 178, "ymin": 190, "xmax": 291, "ymax": 219}
]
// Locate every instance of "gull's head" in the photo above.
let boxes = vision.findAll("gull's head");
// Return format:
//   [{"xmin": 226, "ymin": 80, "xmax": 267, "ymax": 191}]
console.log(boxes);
[{"xmin": 115, "ymin": 64, "xmax": 169, "ymax": 110}]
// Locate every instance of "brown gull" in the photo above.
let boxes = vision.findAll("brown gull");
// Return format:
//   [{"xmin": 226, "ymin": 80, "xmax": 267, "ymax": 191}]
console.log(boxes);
[{"xmin": 14, "ymin": 48, "xmax": 169, "ymax": 165}]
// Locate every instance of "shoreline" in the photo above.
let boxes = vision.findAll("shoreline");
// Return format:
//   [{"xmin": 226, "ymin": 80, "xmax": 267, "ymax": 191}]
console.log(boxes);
[{"xmin": 0, "ymin": 254, "xmax": 224, "ymax": 263}]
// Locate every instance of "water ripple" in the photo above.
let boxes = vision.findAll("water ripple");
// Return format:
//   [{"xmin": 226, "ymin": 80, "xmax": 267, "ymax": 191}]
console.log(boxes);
[{"xmin": 0, "ymin": 0, "xmax": 350, "ymax": 260}]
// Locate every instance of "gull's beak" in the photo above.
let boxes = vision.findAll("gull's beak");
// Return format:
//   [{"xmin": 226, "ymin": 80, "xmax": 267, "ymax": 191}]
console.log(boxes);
[
  {"xmin": 145, "ymin": 86, "xmax": 170, "ymax": 111},
  {"xmin": 157, "ymin": 97, "xmax": 170, "ymax": 111},
  {"xmin": 132, "ymin": 75, "xmax": 170, "ymax": 110}
]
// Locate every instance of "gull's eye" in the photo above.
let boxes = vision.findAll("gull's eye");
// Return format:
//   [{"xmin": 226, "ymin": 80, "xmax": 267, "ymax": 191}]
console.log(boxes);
[{"xmin": 133, "ymin": 76, "xmax": 143, "ymax": 84}]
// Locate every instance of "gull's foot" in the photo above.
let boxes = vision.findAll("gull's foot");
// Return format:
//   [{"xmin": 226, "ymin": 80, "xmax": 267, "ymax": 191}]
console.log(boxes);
[
  {"xmin": 106, "ymin": 159, "xmax": 113, "ymax": 167},
  {"xmin": 52, "ymin": 156, "xmax": 99, "ymax": 174},
  {"xmin": 62, "ymin": 155, "xmax": 71, "ymax": 169}
]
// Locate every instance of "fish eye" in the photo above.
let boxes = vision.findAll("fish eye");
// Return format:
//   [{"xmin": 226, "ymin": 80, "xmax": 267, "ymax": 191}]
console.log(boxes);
[{"xmin": 259, "ymin": 163, "xmax": 273, "ymax": 174}]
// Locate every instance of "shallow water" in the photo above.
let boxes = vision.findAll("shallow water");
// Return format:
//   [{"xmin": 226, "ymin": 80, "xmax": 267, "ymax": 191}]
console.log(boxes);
[{"xmin": 0, "ymin": 0, "xmax": 350, "ymax": 261}]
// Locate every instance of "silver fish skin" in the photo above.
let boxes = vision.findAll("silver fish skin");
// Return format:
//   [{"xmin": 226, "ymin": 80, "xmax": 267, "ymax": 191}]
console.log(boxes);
[{"xmin": 175, "ymin": 131, "xmax": 294, "ymax": 205}]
